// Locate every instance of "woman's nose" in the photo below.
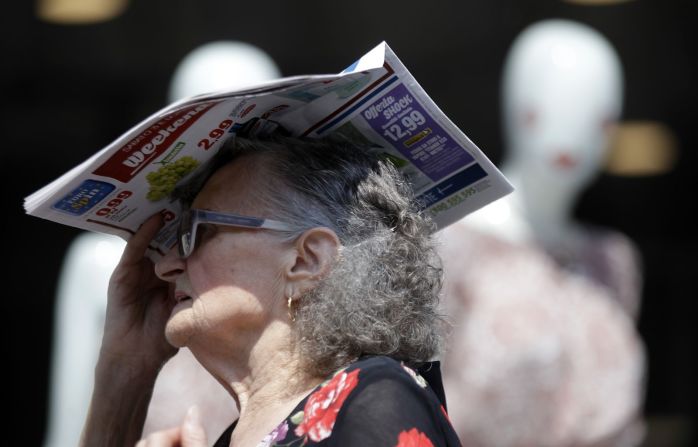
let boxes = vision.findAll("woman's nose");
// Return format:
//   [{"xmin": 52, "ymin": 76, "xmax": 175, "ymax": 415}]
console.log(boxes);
[{"xmin": 154, "ymin": 245, "xmax": 186, "ymax": 282}]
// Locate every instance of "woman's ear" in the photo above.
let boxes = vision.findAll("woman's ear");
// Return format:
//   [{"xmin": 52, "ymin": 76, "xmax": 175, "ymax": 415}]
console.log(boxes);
[{"xmin": 285, "ymin": 227, "xmax": 341, "ymax": 294}]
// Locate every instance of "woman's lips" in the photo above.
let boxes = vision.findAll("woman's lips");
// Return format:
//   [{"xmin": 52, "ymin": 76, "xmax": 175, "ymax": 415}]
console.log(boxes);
[{"xmin": 174, "ymin": 291, "xmax": 191, "ymax": 303}]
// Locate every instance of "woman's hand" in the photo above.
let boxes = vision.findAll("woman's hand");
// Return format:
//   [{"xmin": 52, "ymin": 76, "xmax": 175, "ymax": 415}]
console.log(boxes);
[
  {"xmin": 100, "ymin": 213, "xmax": 178, "ymax": 372},
  {"xmin": 135, "ymin": 406, "xmax": 208, "ymax": 447},
  {"xmin": 79, "ymin": 215, "xmax": 181, "ymax": 447}
]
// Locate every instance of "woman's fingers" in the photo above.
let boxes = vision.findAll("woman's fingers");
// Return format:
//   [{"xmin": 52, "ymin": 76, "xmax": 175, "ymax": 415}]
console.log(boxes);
[
  {"xmin": 134, "ymin": 427, "xmax": 181, "ymax": 447},
  {"xmin": 122, "ymin": 213, "xmax": 164, "ymax": 264},
  {"xmin": 181, "ymin": 406, "xmax": 208, "ymax": 447},
  {"xmin": 102, "ymin": 211, "xmax": 175, "ymax": 367},
  {"xmin": 134, "ymin": 407, "xmax": 207, "ymax": 447}
]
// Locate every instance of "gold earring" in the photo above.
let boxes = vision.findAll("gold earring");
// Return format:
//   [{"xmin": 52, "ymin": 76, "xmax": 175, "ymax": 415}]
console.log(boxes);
[{"xmin": 287, "ymin": 295, "xmax": 295, "ymax": 322}]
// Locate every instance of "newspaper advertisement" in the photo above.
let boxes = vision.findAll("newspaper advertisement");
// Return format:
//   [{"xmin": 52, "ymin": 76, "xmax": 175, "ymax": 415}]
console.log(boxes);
[{"xmin": 24, "ymin": 42, "xmax": 513, "ymax": 259}]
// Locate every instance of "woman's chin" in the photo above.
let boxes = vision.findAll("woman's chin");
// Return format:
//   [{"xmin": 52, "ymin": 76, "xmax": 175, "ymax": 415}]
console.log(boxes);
[{"xmin": 165, "ymin": 314, "xmax": 194, "ymax": 348}]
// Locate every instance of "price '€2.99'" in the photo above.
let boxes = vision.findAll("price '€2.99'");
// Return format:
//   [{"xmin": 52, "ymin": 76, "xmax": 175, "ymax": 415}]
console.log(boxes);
[{"xmin": 381, "ymin": 110, "xmax": 427, "ymax": 142}]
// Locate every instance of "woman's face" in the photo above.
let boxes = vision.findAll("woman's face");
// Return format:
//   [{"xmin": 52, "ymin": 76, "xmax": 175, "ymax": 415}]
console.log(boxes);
[{"xmin": 155, "ymin": 157, "xmax": 292, "ymax": 350}]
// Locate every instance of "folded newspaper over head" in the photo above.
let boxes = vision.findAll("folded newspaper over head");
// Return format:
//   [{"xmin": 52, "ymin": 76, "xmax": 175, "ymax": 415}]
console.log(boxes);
[{"xmin": 24, "ymin": 42, "xmax": 513, "ymax": 260}]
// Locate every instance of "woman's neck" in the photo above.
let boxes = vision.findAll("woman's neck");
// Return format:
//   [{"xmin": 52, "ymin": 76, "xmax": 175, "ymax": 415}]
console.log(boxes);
[{"xmin": 188, "ymin": 321, "xmax": 321, "ymax": 423}]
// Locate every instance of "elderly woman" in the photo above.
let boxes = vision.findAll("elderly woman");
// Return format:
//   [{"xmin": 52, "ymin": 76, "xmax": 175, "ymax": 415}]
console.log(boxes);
[{"xmin": 79, "ymin": 135, "xmax": 461, "ymax": 447}]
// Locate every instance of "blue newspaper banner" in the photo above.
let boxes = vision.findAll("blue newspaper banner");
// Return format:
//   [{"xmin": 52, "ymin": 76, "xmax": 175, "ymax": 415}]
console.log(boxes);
[{"xmin": 52, "ymin": 179, "xmax": 116, "ymax": 216}]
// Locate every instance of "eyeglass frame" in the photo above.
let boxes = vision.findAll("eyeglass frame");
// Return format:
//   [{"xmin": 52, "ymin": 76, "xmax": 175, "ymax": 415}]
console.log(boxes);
[{"xmin": 177, "ymin": 208, "xmax": 293, "ymax": 258}]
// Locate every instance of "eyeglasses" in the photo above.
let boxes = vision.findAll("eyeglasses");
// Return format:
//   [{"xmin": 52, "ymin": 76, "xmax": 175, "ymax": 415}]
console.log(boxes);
[{"xmin": 177, "ymin": 208, "xmax": 292, "ymax": 258}]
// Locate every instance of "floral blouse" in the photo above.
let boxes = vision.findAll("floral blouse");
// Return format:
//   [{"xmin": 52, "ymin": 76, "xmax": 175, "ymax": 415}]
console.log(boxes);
[{"xmin": 213, "ymin": 355, "xmax": 461, "ymax": 446}]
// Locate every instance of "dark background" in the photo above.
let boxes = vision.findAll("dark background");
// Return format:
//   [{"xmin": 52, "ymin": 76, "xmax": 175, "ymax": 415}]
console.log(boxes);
[{"xmin": 4, "ymin": 1, "xmax": 696, "ymax": 445}]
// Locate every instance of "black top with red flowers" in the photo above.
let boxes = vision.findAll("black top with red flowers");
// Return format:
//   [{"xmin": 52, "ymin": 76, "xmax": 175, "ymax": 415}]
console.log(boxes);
[{"xmin": 213, "ymin": 355, "xmax": 461, "ymax": 447}]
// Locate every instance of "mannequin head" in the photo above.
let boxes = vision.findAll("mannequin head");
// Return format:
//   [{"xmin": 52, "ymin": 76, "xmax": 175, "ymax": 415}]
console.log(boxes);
[
  {"xmin": 501, "ymin": 19, "xmax": 623, "ymax": 200},
  {"xmin": 168, "ymin": 40, "xmax": 281, "ymax": 102}
]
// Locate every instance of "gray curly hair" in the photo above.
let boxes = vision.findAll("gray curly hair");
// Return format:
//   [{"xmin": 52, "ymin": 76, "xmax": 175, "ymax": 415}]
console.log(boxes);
[{"xmin": 175, "ymin": 135, "xmax": 446, "ymax": 377}]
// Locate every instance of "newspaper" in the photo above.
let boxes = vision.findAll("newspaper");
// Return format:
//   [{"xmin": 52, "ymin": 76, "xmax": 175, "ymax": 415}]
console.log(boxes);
[{"xmin": 24, "ymin": 42, "xmax": 513, "ymax": 259}]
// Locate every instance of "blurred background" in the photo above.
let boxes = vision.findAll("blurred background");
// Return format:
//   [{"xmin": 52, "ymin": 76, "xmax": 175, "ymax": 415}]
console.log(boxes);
[{"xmin": 4, "ymin": 0, "xmax": 695, "ymax": 445}]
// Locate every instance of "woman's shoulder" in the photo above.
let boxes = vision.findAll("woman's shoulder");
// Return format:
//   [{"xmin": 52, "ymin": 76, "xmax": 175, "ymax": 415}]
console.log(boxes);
[
  {"xmin": 309, "ymin": 356, "xmax": 459, "ymax": 445},
  {"xmin": 347, "ymin": 354, "xmax": 406, "ymax": 369},
  {"xmin": 261, "ymin": 355, "xmax": 460, "ymax": 446},
  {"xmin": 341, "ymin": 355, "xmax": 444, "ymax": 402},
  {"xmin": 345, "ymin": 355, "xmax": 422, "ymax": 379}
]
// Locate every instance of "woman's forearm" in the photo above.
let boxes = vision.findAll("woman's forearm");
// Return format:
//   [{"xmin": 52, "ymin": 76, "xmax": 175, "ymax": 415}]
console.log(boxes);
[{"xmin": 79, "ymin": 358, "xmax": 160, "ymax": 447}]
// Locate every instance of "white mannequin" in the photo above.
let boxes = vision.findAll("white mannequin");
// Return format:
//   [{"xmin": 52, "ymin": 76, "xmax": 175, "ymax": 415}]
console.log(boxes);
[
  {"xmin": 438, "ymin": 20, "xmax": 646, "ymax": 446},
  {"xmin": 467, "ymin": 18, "xmax": 641, "ymax": 317},
  {"xmin": 43, "ymin": 41, "xmax": 281, "ymax": 447}
]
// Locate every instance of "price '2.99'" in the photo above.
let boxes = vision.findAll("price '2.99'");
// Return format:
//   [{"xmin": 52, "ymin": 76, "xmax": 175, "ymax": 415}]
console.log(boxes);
[
  {"xmin": 382, "ymin": 110, "xmax": 426, "ymax": 142},
  {"xmin": 198, "ymin": 119, "xmax": 233, "ymax": 150}
]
